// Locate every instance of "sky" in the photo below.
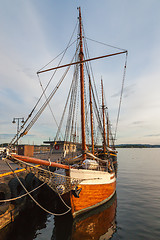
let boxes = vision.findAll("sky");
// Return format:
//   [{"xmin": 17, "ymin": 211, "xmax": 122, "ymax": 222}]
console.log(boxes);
[{"xmin": 0, "ymin": 0, "xmax": 160, "ymax": 145}]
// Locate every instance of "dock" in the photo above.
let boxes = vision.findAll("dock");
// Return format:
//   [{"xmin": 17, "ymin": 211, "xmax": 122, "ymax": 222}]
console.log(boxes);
[
  {"xmin": 0, "ymin": 143, "xmax": 80, "ymax": 231},
  {"xmin": 0, "ymin": 149, "xmax": 51, "ymax": 231}
]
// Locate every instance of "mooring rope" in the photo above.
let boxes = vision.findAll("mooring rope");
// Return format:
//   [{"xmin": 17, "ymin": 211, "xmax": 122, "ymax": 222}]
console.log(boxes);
[
  {"xmin": 3, "ymin": 158, "xmax": 72, "ymax": 216},
  {"xmin": 0, "ymin": 181, "xmax": 46, "ymax": 203}
]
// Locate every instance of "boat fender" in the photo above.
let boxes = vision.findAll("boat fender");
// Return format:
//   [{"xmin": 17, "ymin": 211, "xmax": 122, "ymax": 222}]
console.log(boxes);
[
  {"xmin": 72, "ymin": 186, "xmax": 82, "ymax": 198},
  {"xmin": 0, "ymin": 183, "xmax": 11, "ymax": 215},
  {"xmin": 25, "ymin": 173, "xmax": 40, "ymax": 199},
  {"xmin": 25, "ymin": 173, "xmax": 40, "ymax": 191},
  {"xmin": 48, "ymin": 166, "xmax": 56, "ymax": 172},
  {"xmin": 8, "ymin": 177, "xmax": 26, "ymax": 205},
  {"xmin": 56, "ymin": 184, "xmax": 65, "ymax": 195}
]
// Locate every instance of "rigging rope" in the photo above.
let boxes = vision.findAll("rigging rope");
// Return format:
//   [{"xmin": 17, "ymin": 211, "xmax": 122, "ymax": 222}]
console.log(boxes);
[
  {"xmin": 37, "ymin": 21, "xmax": 78, "ymax": 72},
  {"xmin": 9, "ymin": 22, "xmax": 78, "ymax": 147},
  {"xmin": 86, "ymin": 37, "xmax": 127, "ymax": 52},
  {"xmin": 54, "ymin": 41, "xmax": 80, "ymax": 142},
  {"xmin": 3, "ymin": 158, "xmax": 71, "ymax": 216},
  {"xmin": 37, "ymin": 74, "xmax": 63, "ymax": 139},
  {"xmin": 64, "ymin": 60, "xmax": 79, "ymax": 142},
  {"xmin": 114, "ymin": 52, "xmax": 128, "ymax": 141},
  {"xmin": 90, "ymin": 82, "xmax": 103, "ymax": 135},
  {"xmin": 83, "ymin": 27, "xmax": 105, "ymax": 143},
  {"xmin": 36, "ymin": 23, "xmax": 78, "ymax": 138},
  {"xmin": 69, "ymin": 68, "xmax": 79, "ymax": 143},
  {"xmin": 12, "ymin": 49, "xmax": 79, "ymax": 145},
  {"xmin": 54, "ymin": 71, "xmax": 77, "ymax": 142},
  {"xmin": 83, "ymin": 30, "xmax": 101, "ymax": 112}
]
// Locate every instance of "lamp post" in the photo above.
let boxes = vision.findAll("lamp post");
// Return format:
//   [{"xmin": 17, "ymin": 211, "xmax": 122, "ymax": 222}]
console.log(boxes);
[{"xmin": 12, "ymin": 117, "xmax": 24, "ymax": 145}]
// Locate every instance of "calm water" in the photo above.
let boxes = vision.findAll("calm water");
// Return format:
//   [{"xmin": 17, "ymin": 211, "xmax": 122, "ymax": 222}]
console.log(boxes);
[{"xmin": 1, "ymin": 148, "xmax": 160, "ymax": 240}]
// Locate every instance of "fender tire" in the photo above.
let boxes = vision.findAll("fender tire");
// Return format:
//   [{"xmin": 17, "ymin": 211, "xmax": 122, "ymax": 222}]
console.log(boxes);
[
  {"xmin": 8, "ymin": 177, "xmax": 26, "ymax": 205},
  {"xmin": 25, "ymin": 173, "xmax": 40, "ymax": 199},
  {"xmin": 0, "ymin": 183, "xmax": 11, "ymax": 215}
]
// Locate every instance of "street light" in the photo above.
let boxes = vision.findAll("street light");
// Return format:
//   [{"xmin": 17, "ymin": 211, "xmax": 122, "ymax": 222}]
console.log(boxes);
[{"xmin": 12, "ymin": 117, "xmax": 24, "ymax": 145}]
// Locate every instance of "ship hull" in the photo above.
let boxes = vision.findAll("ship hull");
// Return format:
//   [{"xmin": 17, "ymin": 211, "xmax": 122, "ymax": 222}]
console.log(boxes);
[{"xmin": 69, "ymin": 168, "xmax": 116, "ymax": 217}]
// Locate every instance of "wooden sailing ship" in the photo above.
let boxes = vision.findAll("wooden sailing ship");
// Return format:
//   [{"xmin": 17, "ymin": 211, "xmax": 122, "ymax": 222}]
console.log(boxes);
[{"xmin": 4, "ymin": 7, "xmax": 127, "ymax": 218}]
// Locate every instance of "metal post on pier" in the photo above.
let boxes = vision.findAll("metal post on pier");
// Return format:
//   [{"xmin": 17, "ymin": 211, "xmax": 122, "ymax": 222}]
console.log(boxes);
[{"xmin": 12, "ymin": 117, "xmax": 24, "ymax": 145}]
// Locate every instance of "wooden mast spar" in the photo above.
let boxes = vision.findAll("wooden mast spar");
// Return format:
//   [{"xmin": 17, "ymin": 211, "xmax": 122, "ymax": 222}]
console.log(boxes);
[
  {"xmin": 107, "ymin": 114, "xmax": 110, "ymax": 148},
  {"xmin": 101, "ymin": 78, "xmax": 107, "ymax": 153},
  {"xmin": 89, "ymin": 76, "xmax": 95, "ymax": 155},
  {"xmin": 79, "ymin": 7, "xmax": 86, "ymax": 160}
]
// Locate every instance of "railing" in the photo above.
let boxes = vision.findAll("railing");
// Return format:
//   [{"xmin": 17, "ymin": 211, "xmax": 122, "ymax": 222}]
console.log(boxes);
[{"xmin": 81, "ymin": 159, "xmax": 115, "ymax": 173}]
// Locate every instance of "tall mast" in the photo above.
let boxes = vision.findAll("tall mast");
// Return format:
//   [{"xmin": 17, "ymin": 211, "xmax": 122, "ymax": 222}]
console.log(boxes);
[
  {"xmin": 89, "ymin": 76, "xmax": 94, "ymax": 155},
  {"xmin": 79, "ymin": 7, "xmax": 86, "ymax": 160},
  {"xmin": 101, "ymin": 78, "xmax": 107, "ymax": 153},
  {"xmin": 107, "ymin": 114, "xmax": 110, "ymax": 147}
]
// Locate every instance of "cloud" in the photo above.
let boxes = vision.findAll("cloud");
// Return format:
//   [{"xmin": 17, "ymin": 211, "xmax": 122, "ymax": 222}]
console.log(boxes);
[
  {"xmin": 144, "ymin": 134, "xmax": 160, "ymax": 137},
  {"xmin": 0, "ymin": 134, "xmax": 15, "ymax": 139},
  {"xmin": 131, "ymin": 121, "xmax": 145, "ymax": 125},
  {"xmin": 111, "ymin": 84, "xmax": 136, "ymax": 98},
  {"xmin": 1, "ymin": 1, "xmax": 160, "ymax": 145}
]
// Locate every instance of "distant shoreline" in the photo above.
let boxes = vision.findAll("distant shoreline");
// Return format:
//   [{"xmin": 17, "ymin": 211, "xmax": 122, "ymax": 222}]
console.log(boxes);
[
  {"xmin": 1, "ymin": 143, "xmax": 160, "ymax": 149},
  {"xmin": 116, "ymin": 144, "xmax": 160, "ymax": 148}
]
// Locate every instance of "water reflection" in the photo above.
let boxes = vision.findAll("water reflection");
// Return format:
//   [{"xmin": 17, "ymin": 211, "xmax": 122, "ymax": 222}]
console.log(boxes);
[
  {"xmin": 53, "ymin": 193, "xmax": 117, "ymax": 240},
  {"xmin": 2, "ymin": 149, "xmax": 160, "ymax": 239},
  {"xmin": 0, "ymin": 191, "xmax": 117, "ymax": 240},
  {"xmin": 72, "ymin": 195, "xmax": 117, "ymax": 239}
]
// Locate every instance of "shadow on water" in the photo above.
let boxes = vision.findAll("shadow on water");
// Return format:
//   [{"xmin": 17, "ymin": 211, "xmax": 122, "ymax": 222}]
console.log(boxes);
[
  {"xmin": 51, "ymin": 193, "xmax": 117, "ymax": 240},
  {"xmin": 0, "ymin": 184, "xmax": 56, "ymax": 240},
  {"xmin": 0, "ymin": 186, "xmax": 117, "ymax": 240},
  {"xmin": 0, "ymin": 205, "xmax": 48, "ymax": 240}
]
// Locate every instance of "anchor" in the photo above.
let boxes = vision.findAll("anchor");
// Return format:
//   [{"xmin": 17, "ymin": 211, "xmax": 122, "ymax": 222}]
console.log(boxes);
[{"xmin": 72, "ymin": 186, "xmax": 82, "ymax": 198}]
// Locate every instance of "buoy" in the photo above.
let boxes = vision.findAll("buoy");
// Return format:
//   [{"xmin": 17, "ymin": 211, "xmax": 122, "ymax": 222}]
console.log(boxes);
[{"xmin": 55, "ymin": 145, "xmax": 59, "ymax": 150}]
